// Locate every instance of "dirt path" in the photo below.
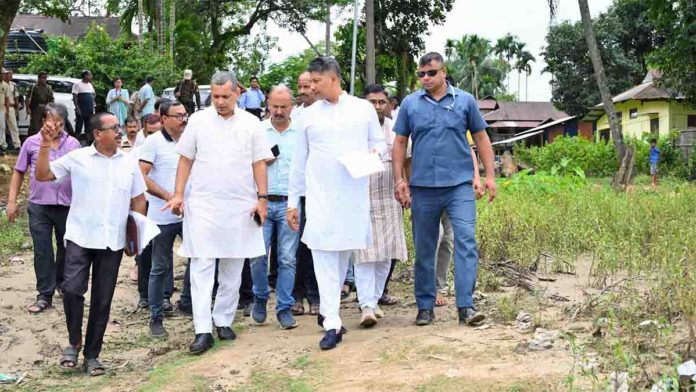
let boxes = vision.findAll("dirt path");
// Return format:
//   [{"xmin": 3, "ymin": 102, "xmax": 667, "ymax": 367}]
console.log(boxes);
[{"xmin": 0, "ymin": 243, "xmax": 595, "ymax": 391}]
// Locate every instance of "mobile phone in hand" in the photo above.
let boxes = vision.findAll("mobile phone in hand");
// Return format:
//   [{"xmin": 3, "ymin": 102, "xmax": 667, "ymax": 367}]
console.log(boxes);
[
  {"xmin": 253, "ymin": 211, "xmax": 262, "ymax": 226},
  {"xmin": 271, "ymin": 144, "xmax": 280, "ymax": 157}
]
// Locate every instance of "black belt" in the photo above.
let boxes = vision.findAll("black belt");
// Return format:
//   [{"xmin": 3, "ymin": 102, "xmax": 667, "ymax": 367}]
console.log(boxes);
[{"xmin": 268, "ymin": 195, "xmax": 288, "ymax": 202}]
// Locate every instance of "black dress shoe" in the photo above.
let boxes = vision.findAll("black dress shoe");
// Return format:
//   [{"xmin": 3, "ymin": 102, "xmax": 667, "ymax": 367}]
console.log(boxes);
[
  {"xmin": 319, "ymin": 329, "xmax": 343, "ymax": 350},
  {"xmin": 189, "ymin": 333, "xmax": 214, "ymax": 354},
  {"xmin": 317, "ymin": 314, "xmax": 348, "ymax": 334},
  {"xmin": 415, "ymin": 309, "xmax": 435, "ymax": 326},
  {"xmin": 216, "ymin": 327, "xmax": 236, "ymax": 341},
  {"xmin": 458, "ymin": 307, "xmax": 485, "ymax": 326}
]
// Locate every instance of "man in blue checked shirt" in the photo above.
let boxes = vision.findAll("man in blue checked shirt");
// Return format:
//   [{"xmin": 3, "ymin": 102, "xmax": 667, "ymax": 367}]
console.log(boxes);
[
  {"xmin": 239, "ymin": 76, "xmax": 266, "ymax": 119},
  {"xmin": 249, "ymin": 84, "xmax": 300, "ymax": 330},
  {"xmin": 392, "ymin": 52, "xmax": 497, "ymax": 328}
]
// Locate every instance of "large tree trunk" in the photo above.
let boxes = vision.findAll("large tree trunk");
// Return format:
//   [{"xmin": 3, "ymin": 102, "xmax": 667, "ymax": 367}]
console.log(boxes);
[
  {"xmin": 517, "ymin": 71, "xmax": 521, "ymax": 101},
  {"xmin": 157, "ymin": 0, "xmax": 165, "ymax": 55},
  {"xmin": 325, "ymin": 0, "xmax": 331, "ymax": 56},
  {"xmin": 525, "ymin": 72, "xmax": 529, "ymax": 101},
  {"xmin": 578, "ymin": 0, "xmax": 626, "ymax": 161},
  {"xmin": 137, "ymin": 0, "xmax": 144, "ymax": 47},
  {"xmin": 396, "ymin": 50, "xmax": 410, "ymax": 100},
  {"xmin": 365, "ymin": 0, "xmax": 376, "ymax": 85},
  {"xmin": 0, "ymin": 0, "xmax": 21, "ymax": 68}
]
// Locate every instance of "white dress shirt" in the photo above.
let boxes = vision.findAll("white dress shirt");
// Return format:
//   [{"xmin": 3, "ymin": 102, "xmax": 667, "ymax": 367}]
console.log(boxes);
[
  {"xmin": 288, "ymin": 92, "xmax": 386, "ymax": 251},
  {"xmin": 175, "ymin": 106, "xmax": 273, "ymax": 258},
  {"xmin": 139, "ymin": 129, "xmax": 182, "ymax": 225},
  {"xmin": 50, "ymin": 145, "xmax": 147, "ymax": 250}
]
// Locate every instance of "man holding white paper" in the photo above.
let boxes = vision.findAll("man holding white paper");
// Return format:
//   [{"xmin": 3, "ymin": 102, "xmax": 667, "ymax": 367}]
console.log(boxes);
[{"xmin": 287, "ymin": 57, "xmax": 385, "ymax": 350}]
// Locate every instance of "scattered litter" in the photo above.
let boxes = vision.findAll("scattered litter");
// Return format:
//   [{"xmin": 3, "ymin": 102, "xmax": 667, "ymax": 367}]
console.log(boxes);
[
  {"xmin": 580, "ymin": 355, "xmax": 599, "ymax": 372},
  {"xmin": 0, "ymin": 373, "xmax": 20, "ymax": 384},
  {"xmin": 20, "ymin": 242, "xmax": 32, "ymax": 251},
  {"xmin": 608, "ymin": 371, "xmax": 629, "ymax": 392},
  {"xmin": 8, "ymin": 256, "xmax": 24, "ymax": 264},
  {"xmin": 677, "ymin": 359, "xmax": 696, "ymax": 378},
  {"xmin": 515, "ymin": 311, "xmax": 533, "ymax": 332},
  {"xmin": 474, "ymin": 324, "xmax": 491, "ymax": 331},
  {"xmin": 527, "ymin": 328, "xmax": 560, "ymax": 351},
  {"xmin": 649, "ymin": 378, "xmax": 673, "ymax": 392}
]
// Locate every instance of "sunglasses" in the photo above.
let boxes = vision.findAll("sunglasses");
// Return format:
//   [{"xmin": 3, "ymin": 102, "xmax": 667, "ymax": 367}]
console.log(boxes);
[{"xmin": 416, "ymin": 68, "xmax": 443, "ymax": 78}]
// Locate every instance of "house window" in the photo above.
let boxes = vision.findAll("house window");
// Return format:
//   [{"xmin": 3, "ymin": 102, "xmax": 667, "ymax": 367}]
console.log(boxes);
[
  {"xmin": 650, "ymin": 118, "xmax": 659, "ymax": 135},
  {"xmin": 688, "ymin": 115, "xmax": 696, "ymax": 128},
  {"xmin": 629, "ymin": 108, "xmax": 638, "ymax": 119}
]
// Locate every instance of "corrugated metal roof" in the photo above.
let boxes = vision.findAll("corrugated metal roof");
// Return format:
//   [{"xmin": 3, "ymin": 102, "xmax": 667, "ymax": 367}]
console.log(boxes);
[
  {"xmin": 11, "ymin": 15, "xmax": 122, "ymax": 39},
  {"xmin": 491, "ymin": 130, "xmax": 545, "ymax": 145},
  {"xmin": 483, "ymin": 101, "xmax": 569, "ymax": 122},
  {"xmin": 488, "ymin": 120, "xmax": 542, "ymax": 128}
]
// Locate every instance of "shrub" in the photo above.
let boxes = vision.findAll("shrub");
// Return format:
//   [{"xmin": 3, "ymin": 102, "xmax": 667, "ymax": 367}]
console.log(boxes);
[{"xmin": 514, "ymin": 136, "xmax": 618, "ymax": 177}]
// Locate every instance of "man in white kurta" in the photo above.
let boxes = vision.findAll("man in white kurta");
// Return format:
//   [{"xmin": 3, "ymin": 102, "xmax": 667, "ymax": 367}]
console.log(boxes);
[
  {"xmin": 287, "ymin": 57, "xmax": 385, "ymax": 350},
  {"xmin": 164, "ymin": 71, "xmax": 272, "ymax": 355}
]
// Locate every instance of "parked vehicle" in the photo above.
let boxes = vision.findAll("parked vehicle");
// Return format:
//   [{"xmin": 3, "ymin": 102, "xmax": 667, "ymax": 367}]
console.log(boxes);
[
  {"xmin": 3, "ymin": 29, "xmax": 47, "ymax": 71},
  {"xmin": 161, "ymin": 85, "xmax": 211, "ymax": 109},
  {"xmin": 12, "ymin": 74, "xmax": 79, "ymax": 136}
]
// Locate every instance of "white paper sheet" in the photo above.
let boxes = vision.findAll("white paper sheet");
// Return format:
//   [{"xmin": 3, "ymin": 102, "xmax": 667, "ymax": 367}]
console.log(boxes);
[
  {"xmin": 338, "ymin": 150, "xmax": 384, "ymax": 179},
  {"xmin": 129, "ymin": 211, "xmax": 161, "ymax": 254}
]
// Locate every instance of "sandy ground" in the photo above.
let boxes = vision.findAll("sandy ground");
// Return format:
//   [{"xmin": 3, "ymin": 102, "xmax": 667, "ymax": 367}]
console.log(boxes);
[{"xmin": 0, "ymin": 245, "xmax": 599, "ymax": 391}]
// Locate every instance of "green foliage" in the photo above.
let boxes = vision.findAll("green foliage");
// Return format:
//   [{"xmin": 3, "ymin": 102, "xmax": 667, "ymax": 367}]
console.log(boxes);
[
  {"xmin": 444, "ymin": 34, "xmax": 511, "ymax": 98},
  {"xmin": 542, "ymin": 0, "xmax": 658, "ymax": 115},
  {"xmin": 627, "ymin": 130, "xmax": 689, "ymax": 178},
  {"xmin": 514, "ymin": 136, "xmax": 618, "ymax": 177},
  {"xmin": 260, "ymin": 48, "xmax": 316, "ymax": 93},
  {"xmin": 647, "ymin": 0, "xmax": 696, "ymax": 107},
  {"xmin": 21, "ymin": 26, "xmax": 181, "ymax": 111},
  {"xmin": 0, "ymin": 215, "xmax": 26, "ymax": 260}
]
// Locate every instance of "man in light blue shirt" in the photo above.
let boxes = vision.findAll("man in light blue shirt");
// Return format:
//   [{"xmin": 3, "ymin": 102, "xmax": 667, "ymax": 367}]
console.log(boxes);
[
  {"xmin": 250, "ymin": 84, "xmax": 300, "ymax": 330},
  {"xmin": 239, "ymin": 76, "xmax": 265, "ymax": 119},
  {"xmin": 392, "ymin": 52, "xmax": 497, "ymax": 327},
  {"xmin": 139, "ymin": 75, "xmax": 156, "ymax": 119}
]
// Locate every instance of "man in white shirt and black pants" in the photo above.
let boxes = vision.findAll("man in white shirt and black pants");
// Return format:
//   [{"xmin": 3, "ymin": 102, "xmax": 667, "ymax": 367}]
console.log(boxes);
[
  {"xmin": 35, "ymin": 112, "xmax": 147, "ymax": 376},
  {"xmin": 139, "ymin": 100, "xmax": 188, "ymax": 337}
]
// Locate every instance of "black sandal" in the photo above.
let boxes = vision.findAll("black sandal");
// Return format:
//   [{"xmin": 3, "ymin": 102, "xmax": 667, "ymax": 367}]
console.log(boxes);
[
  {"xmin": 84, "ymin": 358, "xmax": 106, "ymax": 377},
  {"xmin": 59, "ymin": 346, "xmax": 80, "ymax": 371},
  {"xmin": 28, "ymin": 299, "xmax": 52, "ymax": 314}
]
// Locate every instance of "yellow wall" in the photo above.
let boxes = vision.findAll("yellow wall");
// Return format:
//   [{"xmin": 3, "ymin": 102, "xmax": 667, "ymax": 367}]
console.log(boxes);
[{"xmin": 595, "ymin": 99, "xmax": 696, "ymax": 138}]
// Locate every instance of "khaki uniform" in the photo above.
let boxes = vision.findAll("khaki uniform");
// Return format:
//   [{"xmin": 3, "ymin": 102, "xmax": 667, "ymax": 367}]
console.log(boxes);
[{"xmin": 5, "ymin": 81, "xmax": 21, "ymax": 148}]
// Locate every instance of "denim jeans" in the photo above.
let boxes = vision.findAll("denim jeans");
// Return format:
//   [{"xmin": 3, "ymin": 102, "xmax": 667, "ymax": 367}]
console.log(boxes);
[
  {"xmin": 410, "ymin": 183, "xmax": 478, "ymax": 310},
  {"xmin": 250, "ymin": 200, "xmax": 300, "ymax": 312},
  {"xmin": 344, "ymin": 255, "xmax": 355, "ymax": 287},
  {"xmin": 149, "ymin": 222, "xmax": 182, "ymax": 320}
]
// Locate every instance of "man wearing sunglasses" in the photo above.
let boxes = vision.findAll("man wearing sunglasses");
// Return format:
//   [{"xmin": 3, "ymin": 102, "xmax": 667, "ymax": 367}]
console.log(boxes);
[
  {"xmin": 139, "ymin": 100, "xmax": 188, "ymax": 338},
  {"xmin": 34, "ymin": 112, "xmax": 147, "ymax": 376},
  {"xmin": 392, "ymin": 52, "xmax": 497, "ymax": 328}
]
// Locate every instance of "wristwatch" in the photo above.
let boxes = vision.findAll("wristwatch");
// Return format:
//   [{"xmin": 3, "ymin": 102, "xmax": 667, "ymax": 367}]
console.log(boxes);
[{"xmin": 257, "ymin": 194, "xmax": 268, "ymax": 200}]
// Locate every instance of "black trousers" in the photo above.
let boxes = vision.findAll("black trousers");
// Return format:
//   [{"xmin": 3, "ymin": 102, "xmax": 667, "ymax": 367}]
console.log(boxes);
[
  {"xmin": 182, "ymin": 100, "xmax": 196, "ymax": 115},
  {"xmin": 74, "ymin": 110, "xmax": 94, "ymax": 144},
  {"xmin": 239, "ymin": 258, "xmax": 254, "ymax": 305},
  {"xmin": 27, "ymin": 203, "xmax": 69, "ymax": 302},
  {"xmin": 245, "ymin": 108, "xmax": 263, "ymax": 120},
  {"xmin": 382, "ymin": 259, "xmax": 398, "ymax": 296},
  {"xmin": 292, "ymin": 197, "xmax": 320, "ymax": 305},
  {"xmin": 62, "ymin": 241, "xmax": 123, "ymax": 359}
]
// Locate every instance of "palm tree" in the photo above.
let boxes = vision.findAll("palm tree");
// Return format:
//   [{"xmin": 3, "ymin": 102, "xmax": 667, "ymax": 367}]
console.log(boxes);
[
  {"xmin": 137, "ymin": 0, "xmax": 144, "ymax": 47},
  {"xmin": 169, "ymin": 0, "xmax": 175, "ymax": 58},
  {"xmin": 446, "ymin": 34, "xmax": 490, "ymax": 99},
  {"xmin": 365, "ymin": 0, "xmax": 375, "ymax": 84},
  {"xmin": 446, "ymin": 35, "xmax": 507, "ymax": 99},
  {"xmin": 493, "ymin": 33, "xmax": 518, "ymax": 93},
  {"xmin": 514, "ymin": 50, "xmax": 535, "ymax": 101}
]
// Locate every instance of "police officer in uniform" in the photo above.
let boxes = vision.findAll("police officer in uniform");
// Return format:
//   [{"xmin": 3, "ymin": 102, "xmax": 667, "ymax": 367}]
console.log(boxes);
[{"xmin": 174, "ymin": 69, "xmax": 201, "ymax": 115}]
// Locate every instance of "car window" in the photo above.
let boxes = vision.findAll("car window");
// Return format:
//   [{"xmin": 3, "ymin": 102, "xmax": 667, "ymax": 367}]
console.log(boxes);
[
  {"xmin": 12, "ymin": 78, "xmax": 34, "ymax": 95},
  {"xmin": 200, "ymin": 88, "xmax": 210, "ymax": 106},
  {"xmin": 47, "ymin": 80, "xmax": 74, "ymax": 94}
]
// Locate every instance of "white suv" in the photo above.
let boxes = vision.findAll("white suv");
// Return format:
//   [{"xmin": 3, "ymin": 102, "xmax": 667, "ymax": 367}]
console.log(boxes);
[{"xmin": 12, "ymin": 74, "xmax": 79, "ymax": 136}]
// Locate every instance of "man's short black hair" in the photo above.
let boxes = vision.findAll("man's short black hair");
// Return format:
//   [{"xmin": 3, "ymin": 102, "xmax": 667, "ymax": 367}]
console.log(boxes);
[
  {"xmin": 38, "ymin": 71, "xmax": 48, "ymax": 78},
  {"xmin": 160, "ymin": 100, "xmax": 184, "ymax": 116},
  {"xmin": 250, "ymin": 76, "xmax": 259, "ymax": 82},
  {"xmin": 82, "ymin": 70, "xmax": 92, "ymax": 78},
  {"xmin": 146, "ymin": 75, "xmax": 155, "ymax": 83},
  {"xmin": 89, "ymin": 112, "xmax": 114, "ymax": 131},
  {"xmin": 363, "ymin": 84, "xmax": 387, "ymax": 98},
  {"xmin": 419, "ymin": 52, "xmax": 444, "ymax": 67},
  {"xmin": 154, "ymin": 98, "xmax": 168, "ymax": 111},
  {"xmin": 307, "ymin": 57, "xmax": 342, "ymax": 79},
  {"xmin": 125, "ymin": 115, "xmax": 138, "ymax": 125}
]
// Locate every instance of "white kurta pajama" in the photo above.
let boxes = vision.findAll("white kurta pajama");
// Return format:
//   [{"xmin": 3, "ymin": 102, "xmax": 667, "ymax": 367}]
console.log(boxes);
[
  {"xmin": 354, "ymin": 117, "xmax": 408, "ymax": 310},
  {"xmin": 288, "ymin": 92, "xmax": 386, "ymax": 331},
  {"xmin": 176, "ymin": 106, "xmax": 273, "ymax": 334}
]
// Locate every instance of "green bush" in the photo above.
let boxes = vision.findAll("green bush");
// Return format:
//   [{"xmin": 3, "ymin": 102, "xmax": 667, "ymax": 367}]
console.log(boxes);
[
  {"xmin": 628, "ymin": 130, "xmax": 689, "ymax": 178},
  {"xmin": 22, "ymin": 25, "xmax": 181, "ymax": 112},
  {"xmin": 514, "ymin": 136, "xmax": 618, "ymax": 177}
]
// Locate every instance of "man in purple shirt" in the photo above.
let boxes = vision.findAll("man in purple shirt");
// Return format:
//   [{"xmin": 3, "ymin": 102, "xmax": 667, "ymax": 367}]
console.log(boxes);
[{"xmin": 6, "ymin": 103, "xmax": 80, "ymax": 314}]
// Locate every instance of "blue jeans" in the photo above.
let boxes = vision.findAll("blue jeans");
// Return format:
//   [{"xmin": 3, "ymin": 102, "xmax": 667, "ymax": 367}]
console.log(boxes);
[
  {"xmin": 250, "ymin": 200, "xmax": 300, "ymax": 312},
  {"xmin": 410, "ymin": 183, "xmax": 478, "ymax": 310},
  {"xmin": 149, "ymin": 222, "xmax": 182, "ymax": 319}
]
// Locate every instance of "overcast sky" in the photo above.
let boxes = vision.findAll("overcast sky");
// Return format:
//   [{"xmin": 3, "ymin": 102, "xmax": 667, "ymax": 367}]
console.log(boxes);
[{"xmin": 265, "ymin": 0, "xmax": 615, "ymax": 101}]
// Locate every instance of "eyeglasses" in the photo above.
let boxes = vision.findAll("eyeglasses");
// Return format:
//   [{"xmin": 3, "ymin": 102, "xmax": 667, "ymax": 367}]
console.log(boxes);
[
  {"xmin": 97, "ymin": 124, "xmax": 122, "ymax": 133},
  {"xmin": 165, "ymin": 113, "xmax": 189, "ymax": 121},
  {"xmin": 416, "ymin": 68, "xmax": 443, "ymax": 78}
]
